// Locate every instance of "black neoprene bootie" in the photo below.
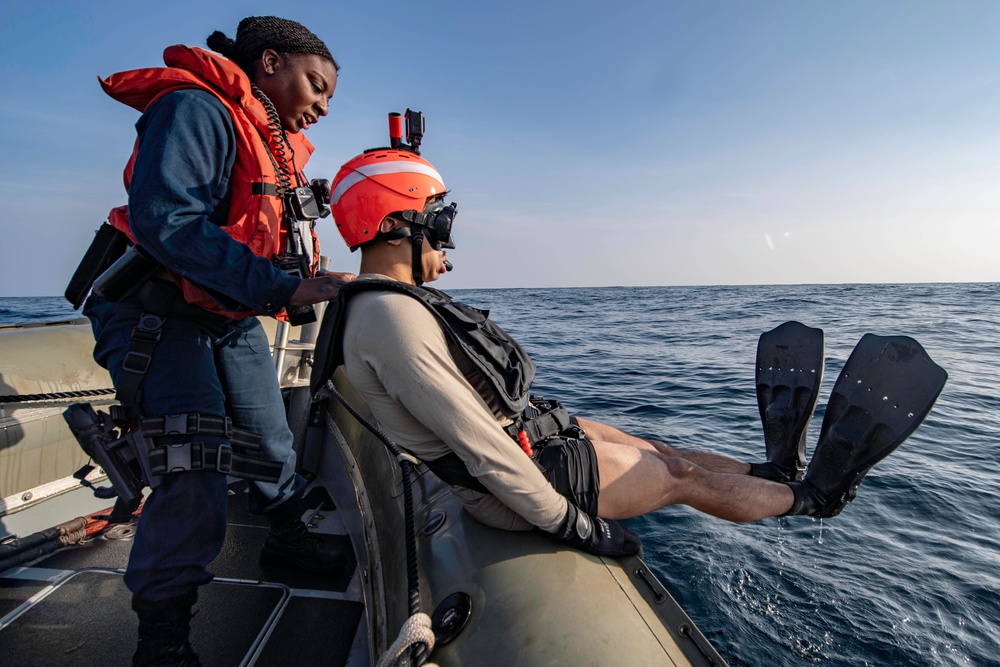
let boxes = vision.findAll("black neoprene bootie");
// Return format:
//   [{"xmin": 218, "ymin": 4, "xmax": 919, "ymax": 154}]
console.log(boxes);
[
  {"xmin": 261, "ymin": 499, "xmax": 346, "ymax": 572},
  {"xmin": 782, "ymin": 481, "xmax": 825, "ymax": 517},
  {"xmin": 132, "ymin": 594, "xmax": 201, "ymax": 667}
]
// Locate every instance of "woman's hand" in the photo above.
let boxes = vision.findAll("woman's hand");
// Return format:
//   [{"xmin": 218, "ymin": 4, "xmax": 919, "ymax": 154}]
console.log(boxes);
[{"xmin": 288, "ymin": 271, "xmax": 357, "ymax": 305}]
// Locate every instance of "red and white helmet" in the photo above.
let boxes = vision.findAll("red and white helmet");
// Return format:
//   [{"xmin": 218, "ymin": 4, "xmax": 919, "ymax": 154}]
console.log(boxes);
[{"xmin": 330, "ymin": 149, "xmax": 446, "ymax": 249}]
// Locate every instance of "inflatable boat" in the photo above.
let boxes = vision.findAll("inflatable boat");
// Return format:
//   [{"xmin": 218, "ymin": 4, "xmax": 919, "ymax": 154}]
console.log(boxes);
[{"xmin": 0, "ymin": 312, "xmax": 728, "ymax": 666}]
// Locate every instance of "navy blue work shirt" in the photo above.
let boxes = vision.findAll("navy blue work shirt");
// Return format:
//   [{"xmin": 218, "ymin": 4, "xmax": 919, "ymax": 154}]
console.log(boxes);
[{"xmin": 127, "ymin": 88, "xmax": 300, "ymax": 316}]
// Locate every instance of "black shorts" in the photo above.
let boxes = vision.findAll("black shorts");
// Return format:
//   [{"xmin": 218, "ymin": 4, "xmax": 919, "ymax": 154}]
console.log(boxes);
[{"xmin": 533, "ymin": 434, "xmax": 600, "ymax": 516}]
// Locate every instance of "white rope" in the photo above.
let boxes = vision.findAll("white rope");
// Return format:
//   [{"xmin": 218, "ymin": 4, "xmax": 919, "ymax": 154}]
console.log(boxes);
[{"xmin": 375, "ymin": 612, "xmax": 437, "ymax": 667}]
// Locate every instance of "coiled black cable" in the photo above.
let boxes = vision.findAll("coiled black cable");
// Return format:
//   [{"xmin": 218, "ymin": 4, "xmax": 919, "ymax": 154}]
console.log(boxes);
[{"xmin": 250, "ymin": 83, "xmax": 296, "ymax": 193}]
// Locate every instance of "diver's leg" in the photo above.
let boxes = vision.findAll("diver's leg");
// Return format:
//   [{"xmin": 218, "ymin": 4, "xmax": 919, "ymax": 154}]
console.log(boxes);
[
  {"xmin": 577, "ymin": 418, "xmax": 752, "ymax": 475},
  {"xmin": 590, "ymin": 438, "xmax": 793, "ymax": 521}
]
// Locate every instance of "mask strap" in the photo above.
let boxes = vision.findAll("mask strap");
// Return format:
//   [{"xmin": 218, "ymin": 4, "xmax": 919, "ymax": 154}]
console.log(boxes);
[{"xmin": 410, "ymin": 226, "xmax": 425, "ymax": 286}]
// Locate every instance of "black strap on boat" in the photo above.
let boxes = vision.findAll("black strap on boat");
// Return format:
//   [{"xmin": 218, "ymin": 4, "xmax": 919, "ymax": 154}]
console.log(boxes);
[
  {"xmin": 422, "ymin": 454, "xmax": 490, "ymax": 494},
  {"xmin": 322, "ymin": 379, "xmax": 429, "ymax": 666}
]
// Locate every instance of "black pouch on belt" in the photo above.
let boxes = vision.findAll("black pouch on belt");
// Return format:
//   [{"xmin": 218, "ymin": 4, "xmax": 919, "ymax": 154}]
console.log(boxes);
[
  {"xmin": 92, "ymin": 244, "xmax": 163, "ymax": 303},
  {"xmin": 64, "ymin": 223, "xmax": 129, "ymax": 309}
]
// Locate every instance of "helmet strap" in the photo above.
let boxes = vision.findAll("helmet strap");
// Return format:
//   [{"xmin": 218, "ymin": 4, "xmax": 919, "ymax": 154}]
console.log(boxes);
[{"xmin": 410, "ymin": 226, "xmax": 425, "ymax": 286}]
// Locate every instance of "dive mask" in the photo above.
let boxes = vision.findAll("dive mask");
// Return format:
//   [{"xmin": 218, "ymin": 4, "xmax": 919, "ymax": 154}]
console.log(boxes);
[{"xmin": 399, "ymin": 199, "xmax": 457, "ymax": 250}]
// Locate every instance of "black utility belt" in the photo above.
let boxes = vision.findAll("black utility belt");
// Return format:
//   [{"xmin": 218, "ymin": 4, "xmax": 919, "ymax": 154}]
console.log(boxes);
[
  {"xmin": 66, "ymin": 404, "xmax": 282, "ymax": 507},
  {"xmin": 128, "ymin": 412, "xmax": 279, "ymax": 485}
]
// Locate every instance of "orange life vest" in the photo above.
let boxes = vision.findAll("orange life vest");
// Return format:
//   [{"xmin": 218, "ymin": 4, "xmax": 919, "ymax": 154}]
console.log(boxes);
[{"xmin": 100, "ymin": 44, "xmax": 320, "ymax": 320}]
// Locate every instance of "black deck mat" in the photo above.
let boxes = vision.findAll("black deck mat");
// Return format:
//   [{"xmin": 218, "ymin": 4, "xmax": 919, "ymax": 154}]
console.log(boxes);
[
  {"xmin": 1, "ymin": 570, "xmax": 286, "ymax": 666},
  {"xmin": 211, "ymin": 522, "xmax": 356, "ymax": 592},
  {"xmin": 0, "ymin": 578, "xmax": 47, "ymax": 619},
  {"xmin": 255, "ymin": 596, "xmax": 364, "ymax": 666},
  {"xmin": 25, "ymin": 481, "xmax": 356, "ymax": 592}
]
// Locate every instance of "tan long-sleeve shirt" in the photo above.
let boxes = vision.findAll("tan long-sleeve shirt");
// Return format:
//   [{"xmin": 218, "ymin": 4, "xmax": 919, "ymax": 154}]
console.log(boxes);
[{"xmin": 341, "ymin": 276, "xmax": 569, "ymax": 532}]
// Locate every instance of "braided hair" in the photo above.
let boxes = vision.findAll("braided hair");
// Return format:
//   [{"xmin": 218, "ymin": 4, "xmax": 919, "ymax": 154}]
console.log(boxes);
[{"xmin": 206, "ymin": 16, "xmax": 338, "ymax": 75}]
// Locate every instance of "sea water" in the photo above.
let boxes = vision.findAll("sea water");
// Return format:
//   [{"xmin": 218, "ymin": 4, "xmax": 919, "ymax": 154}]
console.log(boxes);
[{"xmin": 2, "ymin": 283, "xmax": 998, "ymax": 667}]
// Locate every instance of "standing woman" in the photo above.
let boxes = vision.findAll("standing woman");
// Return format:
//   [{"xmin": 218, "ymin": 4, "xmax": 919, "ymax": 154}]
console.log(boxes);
[{"xmin": 82, "ymin": 17, "xmax": 352, "ymax": 665}]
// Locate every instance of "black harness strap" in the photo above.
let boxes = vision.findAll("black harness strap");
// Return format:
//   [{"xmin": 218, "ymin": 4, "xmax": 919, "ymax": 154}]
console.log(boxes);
[
  {"xmin": 424, "ymin": 398, "xmax": 577, "ymax": 496},
  {"xmin": 138, "ymin": 412, "xmax": 280, "ymax": 480},
  {"xmin": 116, "ymin": 311, "xmax": 166, "ymax": 422},
  {"xmin": 504, "ymin": 399, "xmax": 574, "ymax": 446},
  {"xmin": 112, "ymin": 280, "xmax": 232, "ymax": 423},
  {"xmin": 251, "ymin": 182, "xmax": 281, "ymax": 197},
  {"xmin": 422, "ymin": 453, "xmax": 490, "ymax": 494},
  {"xmin": 102, "ymin": 280, "xmax": 282, "ymax": 485}
]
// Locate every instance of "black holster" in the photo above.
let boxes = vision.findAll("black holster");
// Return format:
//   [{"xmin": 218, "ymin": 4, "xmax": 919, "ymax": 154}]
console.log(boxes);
[{"xmin": 64, "ymin": 223, "xmax": 129, "ymax": 309}]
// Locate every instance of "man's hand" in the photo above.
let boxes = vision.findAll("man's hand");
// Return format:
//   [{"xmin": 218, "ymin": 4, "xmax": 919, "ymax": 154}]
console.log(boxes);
[
  {"xmin": 550, "ymin": 503, "xmax": 642, "ymax": 558},
  {"xmin": 288, "ymin": 271, "xmax": 356, "ymax": 306}
]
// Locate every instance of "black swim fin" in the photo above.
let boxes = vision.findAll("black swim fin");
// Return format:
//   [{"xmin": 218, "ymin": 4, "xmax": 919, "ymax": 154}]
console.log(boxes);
[
  {"xmin": 788, "ymin": 334, "xmax": 948, "ymax": 518},
  {"xmin": 751, "ymin": 321, "xmax": 825, "ymax": 482}
]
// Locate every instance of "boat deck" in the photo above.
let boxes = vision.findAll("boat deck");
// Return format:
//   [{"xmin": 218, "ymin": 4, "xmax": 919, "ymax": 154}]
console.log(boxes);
[{"xmin": 0, "ymin": 480, "xmax": 366, "ymax": 666}]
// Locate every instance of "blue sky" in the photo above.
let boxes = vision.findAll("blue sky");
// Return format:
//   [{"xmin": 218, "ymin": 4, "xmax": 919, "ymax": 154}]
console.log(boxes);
[{"xmin": 2, "ymin": 1, "xmax": 998, "ymax": 296}]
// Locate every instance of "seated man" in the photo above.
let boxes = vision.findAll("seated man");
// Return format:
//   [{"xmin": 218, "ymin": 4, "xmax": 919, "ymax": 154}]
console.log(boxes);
[{"xmin": 317, "ymin": 144, "xmax": 946, "ymax": 558}]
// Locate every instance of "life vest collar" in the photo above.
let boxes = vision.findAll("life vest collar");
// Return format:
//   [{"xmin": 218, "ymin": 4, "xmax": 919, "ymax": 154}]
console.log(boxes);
[{"xmin": 99, "ymin": 45, "xmax": 285, "ymax": 148}]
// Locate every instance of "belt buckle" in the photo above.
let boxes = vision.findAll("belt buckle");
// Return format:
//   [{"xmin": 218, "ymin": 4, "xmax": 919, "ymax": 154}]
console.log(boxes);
[
  {"xmin": 162, "ymin": 413, "xmax": 188, "ymax": 435},
  {"xmin": 215, "ymin": 444, "xmax": 233, "ymax": 474},
  {"xmin": 163, "ymin": 442, "xmax": 192, "ymax": 473}
]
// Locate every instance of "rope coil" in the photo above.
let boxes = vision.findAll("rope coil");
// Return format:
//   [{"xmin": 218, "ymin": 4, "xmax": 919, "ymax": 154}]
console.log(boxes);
[{"xmin": 374, "ymin": 613, "xmax": 438, "ymax": 667}]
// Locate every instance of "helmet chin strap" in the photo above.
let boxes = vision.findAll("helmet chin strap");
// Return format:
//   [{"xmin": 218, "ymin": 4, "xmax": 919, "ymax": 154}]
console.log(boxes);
[{"xmin": 410, "ymin": 226, "xmax": 425, "ymax": 286}]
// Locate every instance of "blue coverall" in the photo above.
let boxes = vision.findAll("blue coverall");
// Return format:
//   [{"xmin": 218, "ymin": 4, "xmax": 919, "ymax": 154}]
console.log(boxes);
[{"xmin": 85, "ymin": 89, "xmax": 305, "ymax": 607}]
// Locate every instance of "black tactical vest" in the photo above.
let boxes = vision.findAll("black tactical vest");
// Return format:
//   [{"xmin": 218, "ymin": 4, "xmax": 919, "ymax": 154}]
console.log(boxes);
[{"xmin": 311, "ymin": 278, "xmax": 536, "ymax": 418}]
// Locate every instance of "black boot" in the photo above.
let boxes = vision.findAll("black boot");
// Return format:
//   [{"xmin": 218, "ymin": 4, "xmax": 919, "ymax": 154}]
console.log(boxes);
[
  {"xmin": 261, "ymin": 499, "xmax": 346, "ymax": 572},
  {"xmin": 132, "ymin": 593, "xmax": 200, "ymax": 667}
]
